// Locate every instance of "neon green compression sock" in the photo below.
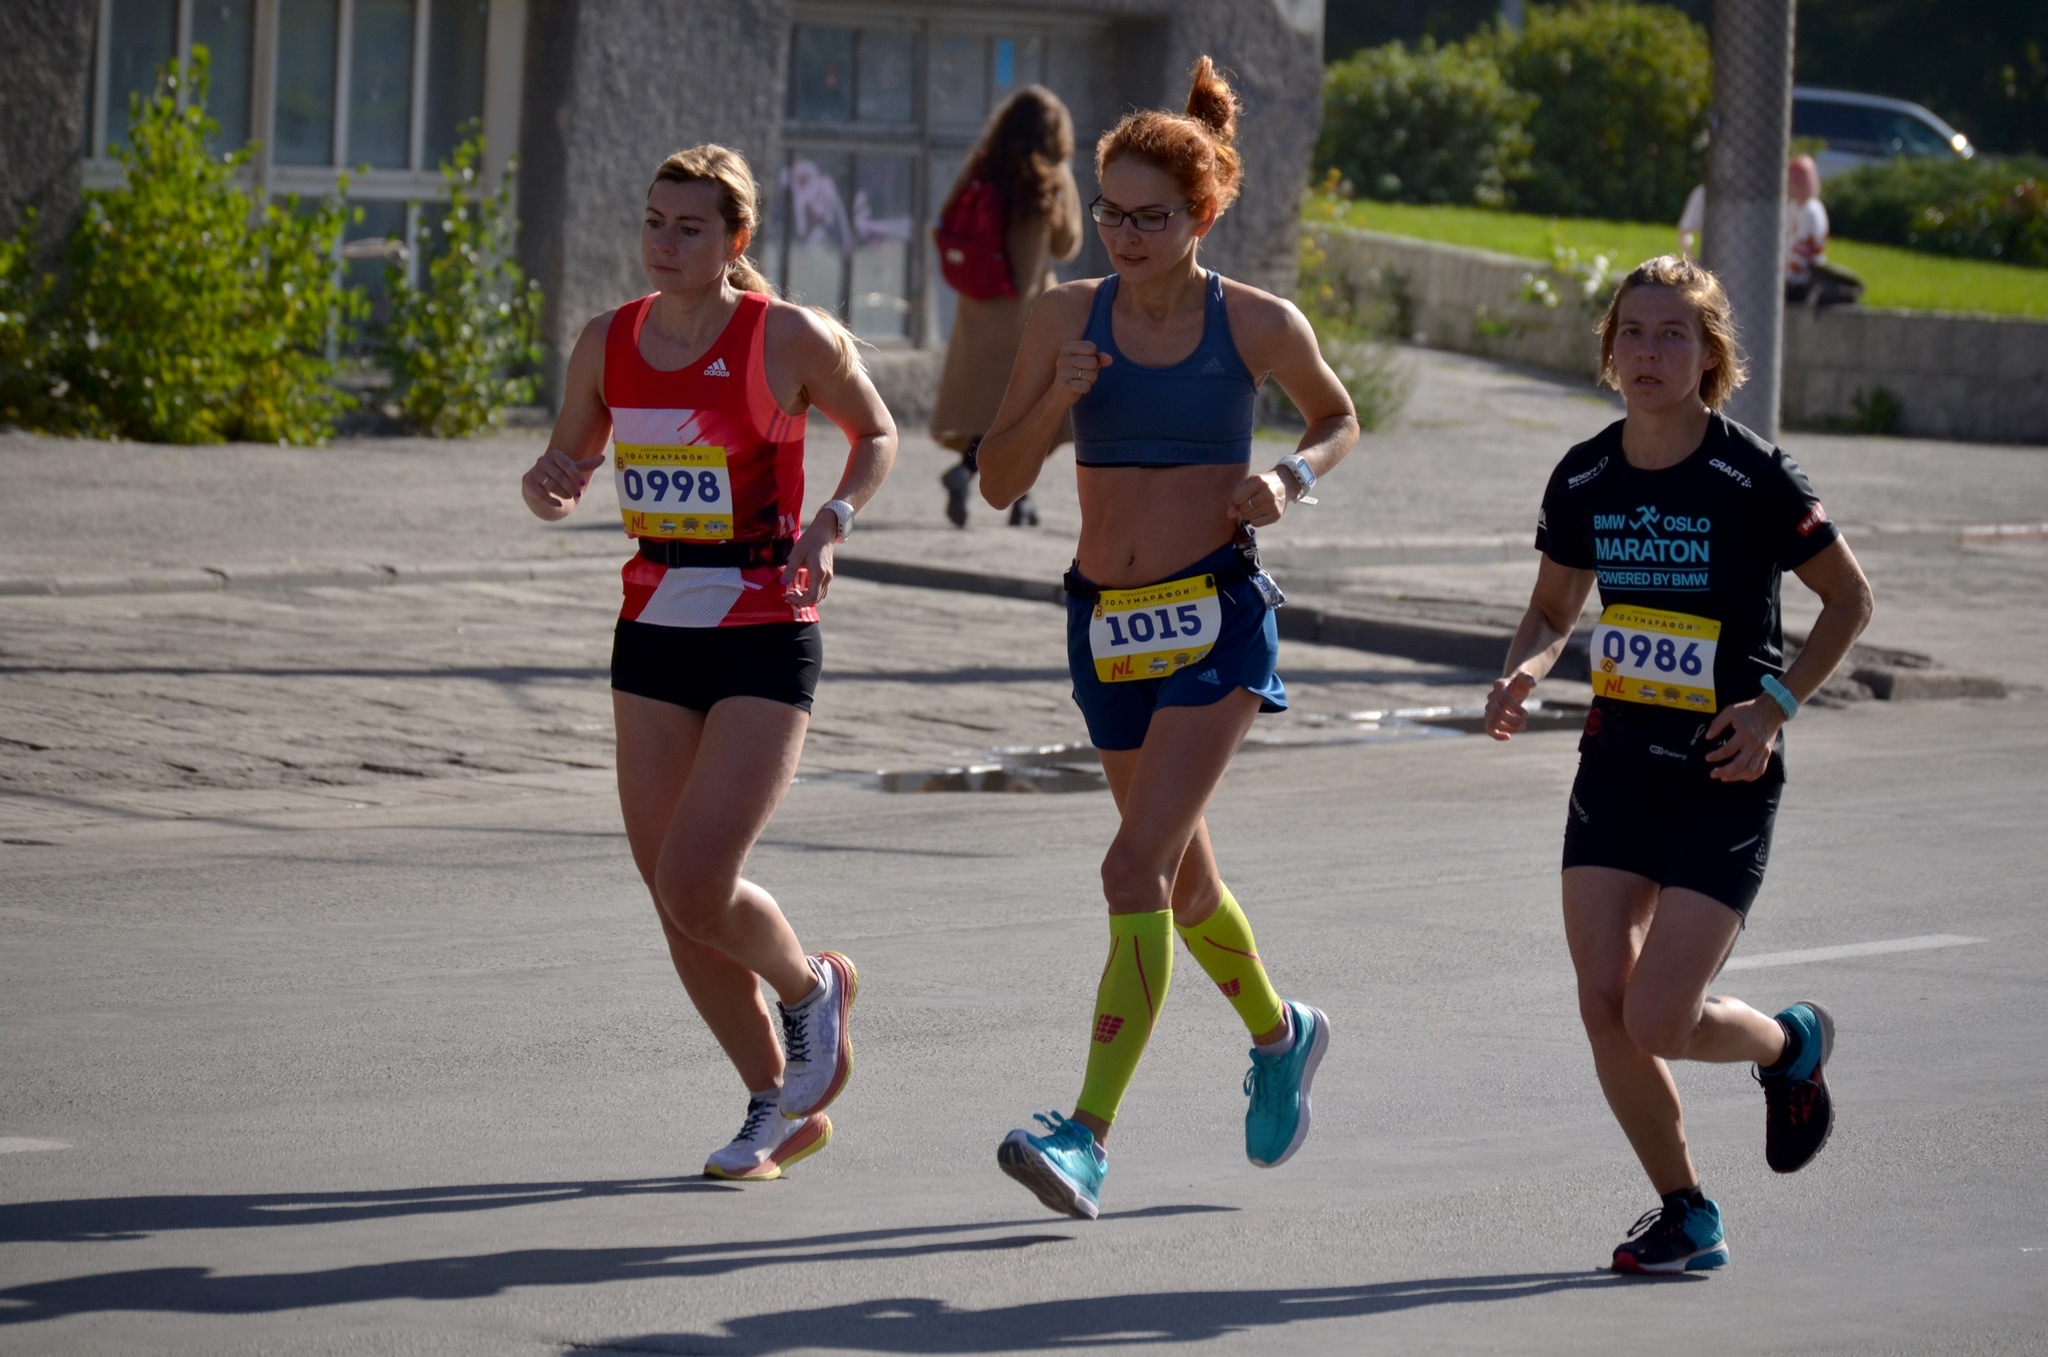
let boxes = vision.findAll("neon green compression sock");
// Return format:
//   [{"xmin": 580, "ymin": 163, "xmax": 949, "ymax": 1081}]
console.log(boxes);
[
  {"xmin": 1175, "ymin": 885, "xmax": 1287, "ymax": 1037},
  {"xmin": 1074, "ymin": 910, "xmax": 1172, "ymax": 1125}
]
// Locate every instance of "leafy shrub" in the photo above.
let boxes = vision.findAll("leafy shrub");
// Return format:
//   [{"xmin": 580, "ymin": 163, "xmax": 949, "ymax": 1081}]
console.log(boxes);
[
  {"xmin": 1317, "ymin": 37, "xmax": 1535, "ymax": 207},
  {"xmin": 1826, "ymin": 156, "xmax": 2048, "ymax": 268},
  {"xmin": 1484, "ymin": 2, "xmax": 1710, "ymax": 223},
  {"xmin": 1284, "ymin": 231, "xmax": 1413, "ymax": 433},
  {"xmin": 4, "ymin": 53, "xmax": 360, "ymax": 443},
  {"xmin": 379, "ymin": 130, "xmax": 543, "ymax": 437},
  {"xmin": 0, "ymin": 212, "xmax": 58, "ymax": 425}
]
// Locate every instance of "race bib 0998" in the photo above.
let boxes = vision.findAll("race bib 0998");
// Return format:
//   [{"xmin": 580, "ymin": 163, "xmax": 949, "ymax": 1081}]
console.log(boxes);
[
  {"xmin": 614, "ymin": 442, "xmax": 733, "ymax": 540},
  {"xmin": 1088, "ymin": 574, "xmax": 1222, "ymax": 683},
  {"xmin": 1590, "ymin": 604, "xmax": 1720, "ymax": 713}
]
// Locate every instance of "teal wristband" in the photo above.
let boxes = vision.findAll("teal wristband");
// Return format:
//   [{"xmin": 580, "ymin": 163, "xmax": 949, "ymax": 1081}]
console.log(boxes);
[{"xmin": 1759, "ymin": 674, "xmax": 1799, "ymax": 720}]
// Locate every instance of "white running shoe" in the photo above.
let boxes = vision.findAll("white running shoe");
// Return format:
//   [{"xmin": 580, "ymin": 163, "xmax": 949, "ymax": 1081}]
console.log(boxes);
[
  {"xmin": 778, "ymin": 951, "xmax": 857, "ymax": 1118},
  {"xmin": 703, "ymin": 1092, "xmax": 833, "ymax": 1181}
]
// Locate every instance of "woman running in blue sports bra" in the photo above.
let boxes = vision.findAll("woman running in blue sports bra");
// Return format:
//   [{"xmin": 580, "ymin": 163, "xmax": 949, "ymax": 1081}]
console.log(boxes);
[{"xmin": 976, "ymin": 58, "xmax": 1361, "ymax": 1219}]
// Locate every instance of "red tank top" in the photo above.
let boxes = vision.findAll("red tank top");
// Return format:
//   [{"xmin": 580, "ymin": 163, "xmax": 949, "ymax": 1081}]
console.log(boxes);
[{"xmin": 602, "ymin": 292, "xmax": 814, "ymax": 627}]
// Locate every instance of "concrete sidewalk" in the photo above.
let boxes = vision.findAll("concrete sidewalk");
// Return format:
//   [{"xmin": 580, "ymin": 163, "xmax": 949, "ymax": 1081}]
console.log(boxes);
[{"xmin": 5, "ymin": 349, "xmax": 2044, "ymax": 681}]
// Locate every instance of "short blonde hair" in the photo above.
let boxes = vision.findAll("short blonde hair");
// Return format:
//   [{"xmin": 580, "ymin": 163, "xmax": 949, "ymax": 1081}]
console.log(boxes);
[{"xmin": 1596, "ymin": 255, "xmax": 1748, "ymax": 410}]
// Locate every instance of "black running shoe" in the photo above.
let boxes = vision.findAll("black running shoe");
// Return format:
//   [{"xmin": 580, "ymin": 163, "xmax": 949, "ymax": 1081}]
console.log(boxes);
[
  {"xmin": 941, "ymin": 462, "xmax": 972, "ymax": 528},
  {"xmin": 1611, "ymin": 1197, "xmax": 1728, "ymax": 1275},
  {"xmin": 1758, "ymin": 999, "xmax": 1835, "ymax": 1173},
  {"xmin": 1009, "ymin": 493, "xmax": 1040, "ymax": 527}
]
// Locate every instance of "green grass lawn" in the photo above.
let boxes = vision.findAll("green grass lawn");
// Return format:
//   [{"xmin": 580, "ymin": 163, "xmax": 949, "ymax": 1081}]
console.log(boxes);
[{"xmin": 1303, "ymin": 195, "xmax": 2048, "ymax": 319}]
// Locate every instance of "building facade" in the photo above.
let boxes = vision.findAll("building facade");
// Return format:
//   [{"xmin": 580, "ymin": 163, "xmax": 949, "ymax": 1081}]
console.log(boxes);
[{"xmin": 8, "ymin": 0, "xmax": 1325, "ymax": 409}]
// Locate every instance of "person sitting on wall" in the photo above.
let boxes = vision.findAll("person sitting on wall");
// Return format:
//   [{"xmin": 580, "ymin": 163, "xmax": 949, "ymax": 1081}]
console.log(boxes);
[{"xmin": 1675, "ymin": 157, "xmax": 1862, "ymax": 307}]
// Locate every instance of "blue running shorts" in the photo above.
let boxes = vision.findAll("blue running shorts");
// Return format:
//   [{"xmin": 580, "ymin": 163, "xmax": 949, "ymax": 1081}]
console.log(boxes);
[{"xmin": 1064, "ymin": 541, "xmax": 1287, "ymax": 752}]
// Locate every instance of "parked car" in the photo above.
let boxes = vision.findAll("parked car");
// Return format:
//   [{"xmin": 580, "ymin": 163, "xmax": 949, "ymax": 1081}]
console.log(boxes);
[{"xmin": 1793, "ymin": 87, "xmax": 1974, "ymax": 179}]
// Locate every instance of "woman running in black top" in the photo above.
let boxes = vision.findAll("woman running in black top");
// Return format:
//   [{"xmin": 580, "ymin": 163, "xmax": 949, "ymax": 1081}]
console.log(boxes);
[{"xmin": 1486, "ymin": 255, "xmax": 1875, "ymax": 1273}]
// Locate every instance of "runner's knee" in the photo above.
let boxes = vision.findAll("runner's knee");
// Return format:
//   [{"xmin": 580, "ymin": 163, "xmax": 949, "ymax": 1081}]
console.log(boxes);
[
  {"xmin": 1100, "ymin": 841, "xmax": 1171, "ymax": 915},
  {"xmin": 1622, "ymin": 990, "xmax": 1700, "ymax": 1060}
]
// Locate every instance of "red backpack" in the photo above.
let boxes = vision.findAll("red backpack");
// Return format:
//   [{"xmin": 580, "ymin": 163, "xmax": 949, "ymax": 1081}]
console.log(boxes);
[{"xmin": 933, "ymin": 178, "xmax": 1015, "ymax": 301}]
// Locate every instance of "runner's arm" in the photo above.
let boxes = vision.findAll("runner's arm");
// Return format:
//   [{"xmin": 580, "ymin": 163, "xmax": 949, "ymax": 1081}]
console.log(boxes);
[
  {"xmin": 1486, "ymin": 556, "xmax": 1597, "ymax": 740},
  {"xmin": 1702, "ymin": 539, "xmax": 1873, "ymax": 783},
  {"xmin": 978, "ymin": 284, "xmax": 1097, "ymax": 511},
  {"xmin": 1779, "ymin": 538, "xmax": 1874, "ymax": 703},
  {"xmin": 778, "ymin": 306, "xmax": 898, "ymax": 607},
  {"xmin": 521, "ymin": 314, "xmax": 612, "ymax": 522},
  {"xmin": 1229, "ymin": 293, "xmax": 1359, "ymax": 527}
]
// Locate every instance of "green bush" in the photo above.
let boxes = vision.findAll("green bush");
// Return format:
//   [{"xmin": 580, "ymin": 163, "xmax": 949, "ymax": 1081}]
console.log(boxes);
[
  {"xmin": 1285, "ymin": 232, "xmax": 1412, "ymax": 433},
  {"xmin": 379, "ymin": 129, "xmax": 543, "ymax": 437},
  {"xmin": 1317, "ymin": 37, "xmax": 1535, "ymax": 207},
  {"xmin": 0, "ymin": 52, "xmax": 361, "ymax": 443},
  {"xmin": 1825, "ymin": 156, "xmax": 2048, "ymax": 268},
  {"xmin": 1484, "ymin": 2, "xmax": 1710, "ymax": 223},
  {"xmin": 0, "ymin": 212, "xmax": 58, "ymax": 424}
]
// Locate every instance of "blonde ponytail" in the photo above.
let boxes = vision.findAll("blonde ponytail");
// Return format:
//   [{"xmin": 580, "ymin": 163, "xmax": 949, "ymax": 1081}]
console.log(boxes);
[{"xmin": 650, "ymin": 145, "xmax": 863, "ymax": 375}]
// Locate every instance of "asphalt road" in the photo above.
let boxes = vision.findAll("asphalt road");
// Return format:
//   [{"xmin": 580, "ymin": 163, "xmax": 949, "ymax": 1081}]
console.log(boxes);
[
  {"xmin": 2, "ymin": 694, "xmax": 2043, "ymax": 1354},
  {"xmin": 2, "ymin": 345, "xmax": 2044, "ymax": 1352}
]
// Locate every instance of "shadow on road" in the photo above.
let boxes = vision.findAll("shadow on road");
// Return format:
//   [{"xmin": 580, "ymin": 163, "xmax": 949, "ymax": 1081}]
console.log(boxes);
[
  {"xmin": 0, "ymin": 1208, "xmax": 1242, "ymax": 1325},
  {"xmin": 581, "ymin": 1271, "xmax": 1653, "ymax": 1354},
  {"xmin": 0, "ymin": 1177, "xmax": 732, "ymax": 1243}
]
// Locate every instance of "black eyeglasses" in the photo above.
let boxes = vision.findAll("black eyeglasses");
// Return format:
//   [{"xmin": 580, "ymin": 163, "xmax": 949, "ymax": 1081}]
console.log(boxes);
[{"xmin": 1088, "ymin": 196, "xmax": 1199, "ymax": 232}]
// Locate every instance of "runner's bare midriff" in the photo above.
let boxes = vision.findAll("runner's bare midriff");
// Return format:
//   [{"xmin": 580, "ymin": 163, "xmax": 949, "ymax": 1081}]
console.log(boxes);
[{"xmin": 1076, "ymin": 462, "xmax": 1246, "ymax": 586}]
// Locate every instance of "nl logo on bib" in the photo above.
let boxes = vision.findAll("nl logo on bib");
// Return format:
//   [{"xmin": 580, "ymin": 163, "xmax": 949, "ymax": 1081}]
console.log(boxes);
[
  {"xmin": 1089, "ymin": 574, "xmax": 1222, "ymax": 683},
  {"xmin": 1591, "ymin": 604, "xmax": 1720, "ymax": 712},
  {"xmin": 611, "ymin": 408, "xmax": 734, "ymax": 541}
]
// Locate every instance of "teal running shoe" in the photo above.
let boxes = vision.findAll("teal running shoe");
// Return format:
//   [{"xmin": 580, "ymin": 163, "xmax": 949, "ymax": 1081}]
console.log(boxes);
[
  {"xmin": 998, "ymin": 1112, "xmax": 1105, "ymax": 1219},
  {"xmin": 1611, "ymin": 1196, "xmax": 1729, "ymax": 1274},
  {"xmin": 1243, "ymin": 1001, "xmax": 1330, "ymax": 1167},
  {"xmin": 1759, "ymin": 999, "xmax": 1835, "ymax": 1173}
]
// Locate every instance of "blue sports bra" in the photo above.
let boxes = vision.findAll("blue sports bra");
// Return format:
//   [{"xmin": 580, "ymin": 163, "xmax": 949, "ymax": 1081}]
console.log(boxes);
[{"xmin": 1071, "ymin": 270, "xmax": 1256, "ymax": 468}]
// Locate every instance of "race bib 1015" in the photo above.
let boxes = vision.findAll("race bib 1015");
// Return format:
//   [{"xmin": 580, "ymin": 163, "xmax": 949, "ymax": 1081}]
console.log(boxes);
[
  {"xmin": 1089, "ymin": 574, "xmax": 1222, "ymax": 683},
  {"xmin": 1590, "ymin": 604, "xmax": 1720, "ymax": 713}
]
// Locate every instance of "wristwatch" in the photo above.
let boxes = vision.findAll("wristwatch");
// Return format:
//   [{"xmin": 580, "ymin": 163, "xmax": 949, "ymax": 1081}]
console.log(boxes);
[
  {"xmin": 1277, "ymin": 455, "xmax": 1319, "ymax": 505},
  {"xmin": 821, "ymin": 498, "xmax": 855, "ymax": 542}
]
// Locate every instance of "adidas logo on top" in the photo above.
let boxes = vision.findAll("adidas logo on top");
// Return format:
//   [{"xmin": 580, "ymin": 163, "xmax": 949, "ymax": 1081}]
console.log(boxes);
[
  {"xmin": 1199, "ymin": 356, "xmax": 1226, "ymax": 375},
  {"xmin": 702, "ymin": 357, "xmax": 730, "ymax": 377}
]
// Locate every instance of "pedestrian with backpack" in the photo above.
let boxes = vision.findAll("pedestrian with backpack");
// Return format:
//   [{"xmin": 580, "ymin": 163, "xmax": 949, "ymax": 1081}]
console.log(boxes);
[{"xmin": 931, "ymin": 86, "xmax": 1082, "ymax": 529}]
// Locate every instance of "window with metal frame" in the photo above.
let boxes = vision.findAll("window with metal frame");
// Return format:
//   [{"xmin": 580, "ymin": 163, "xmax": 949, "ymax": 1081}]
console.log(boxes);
[
  {"xmin": 763, "ymin": 15, "xmax": 1072, "ymax": 347},
  {"xmin": 82, "ymin": 0, "xmax": 512, "ymax": 309}
]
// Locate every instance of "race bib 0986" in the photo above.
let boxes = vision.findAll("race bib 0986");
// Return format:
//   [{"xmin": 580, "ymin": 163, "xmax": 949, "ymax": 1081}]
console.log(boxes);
[
  {"xmin": 1089, "ymin": 574, "xmax": 1222, "ymax": 683},
  {"xmin": 1590, "ymin": 604, "xmax": 1720, "ymax": 713}
]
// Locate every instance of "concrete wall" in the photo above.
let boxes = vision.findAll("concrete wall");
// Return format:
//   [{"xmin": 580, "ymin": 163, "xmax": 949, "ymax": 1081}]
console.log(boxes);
[
  {"xmin": 518, "ymin": 0, "xmax": 1324, "ymax": 399},
  {"xmin": 1308, "ymin": 223, "xmax": 2048, "ymax": 445},
  {"xmin": 0, "ymin": 0, "xmax": 95, "ymax": 257},
  {"xmin": 517, "ymin": 0, "xmax": 795, "ymax": 397},
  {"xmin": 1780, "ymin": 306, "xmax": 2048, "ymax": 444}
]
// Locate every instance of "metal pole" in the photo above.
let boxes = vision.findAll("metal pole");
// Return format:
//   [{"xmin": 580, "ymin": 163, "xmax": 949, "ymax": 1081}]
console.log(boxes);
[{"xmin": 1703, "ymin": 0, "xmax": 1794, "ymax": 443}]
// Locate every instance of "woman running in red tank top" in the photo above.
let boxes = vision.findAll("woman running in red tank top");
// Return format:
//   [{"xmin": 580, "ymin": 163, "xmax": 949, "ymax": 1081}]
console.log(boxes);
[{"xmin": 520, "ymin": 145, "xmax": 897, "ymax": 1181}]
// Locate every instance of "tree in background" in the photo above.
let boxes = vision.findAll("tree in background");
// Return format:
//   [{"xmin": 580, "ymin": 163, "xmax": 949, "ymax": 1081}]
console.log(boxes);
[
  {"xmin": 1484, "ymin": 2, "xmax": 1710, "ymax": 222},
  {"xmin": 1318, "ymin": 38, "xmax": 1535, "ymax": 206},
  {"xmin": 1797, "ymin": 0, "xmax": 2047, "ymax": 157},
  {"xmin": 1324, "ymin": 0, "xmax": 1504, "ymax": 60}
]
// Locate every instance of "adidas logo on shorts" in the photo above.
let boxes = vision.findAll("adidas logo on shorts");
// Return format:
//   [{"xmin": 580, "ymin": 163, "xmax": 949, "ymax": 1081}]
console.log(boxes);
[
  {"xmin": 1197, "ymin": 668, "xmax": 1221, "ymax": 685},
  {"xmin": 702, "ymin": 357, "xmax": 730, "ymax": 377}
]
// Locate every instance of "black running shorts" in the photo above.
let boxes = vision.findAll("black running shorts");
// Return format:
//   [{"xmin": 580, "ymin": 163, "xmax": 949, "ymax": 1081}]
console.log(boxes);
[
  {"xmin": 1561, "ymin": 753, "xmax": 1783, "ymax": 917},
  {"xmin": 610, "ymin": 620, "xmax": 823, "ymax": 714}
]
